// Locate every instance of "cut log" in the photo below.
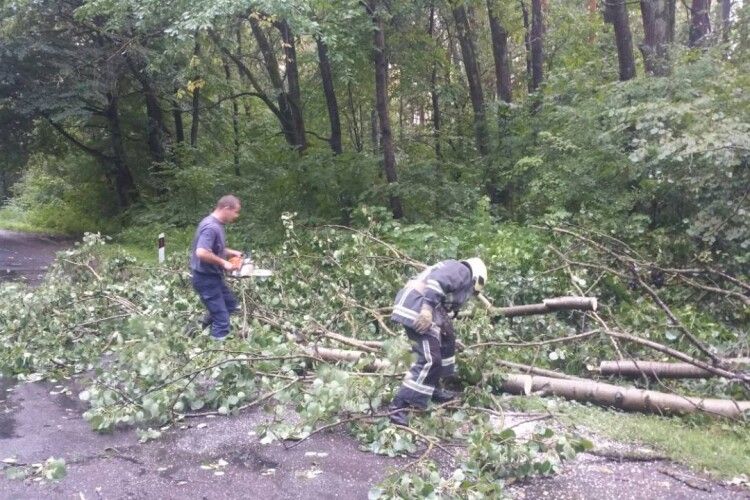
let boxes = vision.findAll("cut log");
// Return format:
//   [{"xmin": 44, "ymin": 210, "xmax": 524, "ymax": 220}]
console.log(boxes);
[
  {"xmin": 492, "ymin": 296, "xmax": 597, "ymax": 318},
  {"xmin": 501, "ymin": 374, "xmax": 750, "ymax": 418},
  {"xmin": 495, "ymin": 360, "xmax": 581, "ymax": 380},
  {"xmin": 302, "ymin": 345, "xmax": 391, "ymax": 371},
  {"xmin": 595, "ymin": 359, "xmax": 750, "ymax": 379}
]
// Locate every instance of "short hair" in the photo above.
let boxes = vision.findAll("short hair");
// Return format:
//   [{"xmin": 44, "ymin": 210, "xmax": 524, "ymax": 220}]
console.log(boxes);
[{"xmin": 216, "ymin": 195, "xmax": 240, "ymax": 210}]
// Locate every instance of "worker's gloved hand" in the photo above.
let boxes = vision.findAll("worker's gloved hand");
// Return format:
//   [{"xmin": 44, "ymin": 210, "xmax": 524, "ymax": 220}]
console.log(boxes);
[{"xmin": 413, "ymin": 305, "xmax": 433, "ymax": 334}]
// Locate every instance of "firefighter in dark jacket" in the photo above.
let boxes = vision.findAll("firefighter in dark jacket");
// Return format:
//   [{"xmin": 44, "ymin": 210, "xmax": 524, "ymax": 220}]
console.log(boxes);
[{"xmin": 388, "ymin": 258, "xmax": 488, "ymax": 426}]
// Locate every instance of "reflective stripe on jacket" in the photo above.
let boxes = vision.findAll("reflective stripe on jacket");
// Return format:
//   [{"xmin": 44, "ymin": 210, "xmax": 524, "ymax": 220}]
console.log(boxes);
[{"xmin": 390, "ymin": 260, "xmax": 474, "ymax": 330}]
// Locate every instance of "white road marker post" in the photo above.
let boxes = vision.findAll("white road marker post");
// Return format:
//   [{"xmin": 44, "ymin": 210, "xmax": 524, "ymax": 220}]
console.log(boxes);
[{"xmin": 158, "ymin": 233, "xmax": 165, "ymax": 263}]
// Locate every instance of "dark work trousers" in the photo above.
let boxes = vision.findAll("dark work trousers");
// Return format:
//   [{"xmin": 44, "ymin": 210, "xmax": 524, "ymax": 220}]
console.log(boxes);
[
  {"xmin": 395, "ymin": 307, "xmax": 456, "ymax": 408},
  {"xmin": 191, "ymin": 271, "xmax": 238, "ymax": 339}
]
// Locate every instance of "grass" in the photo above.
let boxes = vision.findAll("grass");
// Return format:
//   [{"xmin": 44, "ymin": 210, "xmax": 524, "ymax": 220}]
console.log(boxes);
[
  {"xmin": 502, "ymin": 396, "xmax": 749, "ymax": 478},
  {"xmin": 0, "ymin": 207, "xmax": 53, "ymax": 234},
  {"xmin": 559, "ymin": 401, "xmax": 750, "ymax": 479}
]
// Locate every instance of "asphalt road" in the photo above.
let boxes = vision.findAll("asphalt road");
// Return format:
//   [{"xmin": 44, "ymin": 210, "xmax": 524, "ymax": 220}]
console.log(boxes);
[{"xmin": 0, "ymin": 229, "xmax": 70, "ymax": 286}]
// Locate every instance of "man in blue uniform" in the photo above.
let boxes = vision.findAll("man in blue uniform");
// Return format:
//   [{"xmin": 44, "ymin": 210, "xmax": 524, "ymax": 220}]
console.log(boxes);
[
  {"xmin": 189, "ymin": 195, "xmax": 244, "ymax": 340},
  {"xmin": 389, "ymin": 258, "xmax": 488, "ymax": 426}
]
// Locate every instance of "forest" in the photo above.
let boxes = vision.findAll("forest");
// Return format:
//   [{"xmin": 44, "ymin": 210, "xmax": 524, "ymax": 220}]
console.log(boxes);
[{"xmin": 0, "ymin": 0, "xmax": 749, "ymax": 496}]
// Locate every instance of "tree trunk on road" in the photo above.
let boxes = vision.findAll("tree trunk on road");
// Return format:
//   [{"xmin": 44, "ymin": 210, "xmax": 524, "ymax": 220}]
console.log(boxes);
[
  {"xmin": 502, "ymin": 373, "xmax": 750, "ymax": 418},
  {"xmin": 596, "ymin": 358, "xmax": 750, "ymax": 378}
]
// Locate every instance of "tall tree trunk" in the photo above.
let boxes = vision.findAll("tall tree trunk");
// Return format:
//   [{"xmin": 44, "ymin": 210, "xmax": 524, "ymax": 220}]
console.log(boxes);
[
  {"xmin": 220, "ymin": 55, "xmax": 241, "ymax": 176},
  {"xmin": 428, "ymin": 1, "xmax": 442, "ymax": 159},
  {"xmin": 172, "ymin": 86, "xmax": 184, "ymax": 144},
  {"xmin": 104, "ymin": 91, "xmax": 135, "ymax": 208},
  {"xmin": 530, "ymin": 0, "xmax": 544, "ymax": 92},
  {"xmin": 367, "ymin": 0, "xmax": 404, "ymax": 219},
  {"xmin": 276, "ymin": 19, "xmax": 306, "ymax": 151},
  {"xmin": 688, "ymin": 0, "xmax": 711, "ymax": 47},
  {"xmin": 451, "ymin": 3, "xmax": 489, "ymax": 157},
  {"xmin": 124, "ymin": 54, "xmax": 170, "ymax": 164},
  {"xmin": 190, "ymin": 36, "xmax": 201, "ymax": 147},
  {"xmin": 520, "ymin": 1, "xmax": 533, "ymax": 93},
  {"xmin": 605, "ymin": 0, "xmax": 637, "ymax": 81},
  {"xmin": 248, "ymin": 15, "xmax": 299, "ymax": 149},
  {"xmin": 346, "ymin": 82, "xmax": 363, "ymax": 152},
  {"xmin": 721, "ymin": 0, "xmax": 731, "ymax": 42},
  {"xmin": 487, "ymin": 0, "xmax": 513, "ymax": 103},
  {"xmin": 370, "ymin": 106, "xmax": 379, "ymax": 155},
  {"xmin": 316, "ymin": 37, "xmax": 342, "ymax": 154},
  {"xmin": 639, "ymin": 0, "xmax": 674, "ymax": 76}
]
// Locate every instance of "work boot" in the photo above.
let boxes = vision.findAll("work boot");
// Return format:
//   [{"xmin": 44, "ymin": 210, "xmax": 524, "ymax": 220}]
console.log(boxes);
[
  {"xmin": 200, "ymin": 314, "xmax": 212, "ymax": 330},
  {"xmin": 431, "ymin": 385, "xmax": 457, "ymax": 403},
  {"xmin": 388, "ymin": 396, "xmax": 410, "ymax": 427}
]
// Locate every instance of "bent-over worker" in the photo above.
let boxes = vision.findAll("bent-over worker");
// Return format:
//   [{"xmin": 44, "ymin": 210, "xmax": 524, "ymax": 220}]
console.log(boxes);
[{"xmin": 388, "ymin": 258, "xmax": 488, "ymax": 426}]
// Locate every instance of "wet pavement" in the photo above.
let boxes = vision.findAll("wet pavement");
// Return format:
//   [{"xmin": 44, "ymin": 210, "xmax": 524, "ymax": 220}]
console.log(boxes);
[
  {"xmin": 0, "ymin": 377, "xmax": 409, "ymax": 499},
  {"xmin": 0, "ymin": 230, "xmax": 70, "ymax": 286}
]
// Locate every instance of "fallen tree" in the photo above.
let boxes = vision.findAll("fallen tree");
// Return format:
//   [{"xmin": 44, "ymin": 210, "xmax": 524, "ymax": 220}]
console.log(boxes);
[
  {"xmin": 594, "ymin": 359, "xmax": 750, "ymax": 379},
  {"xmin": 490, "ymin": 296, "xmax": 598, "ymax": 318},
  {"xmin": 501, "ymin": 374, "xmax": 750, "ymax": 419}
]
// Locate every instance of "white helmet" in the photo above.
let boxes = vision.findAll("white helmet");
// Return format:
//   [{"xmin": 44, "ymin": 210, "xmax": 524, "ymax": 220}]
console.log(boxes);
[{"xmin": 462, "ymin": 257, "xmax": 487, "ymax": 292}]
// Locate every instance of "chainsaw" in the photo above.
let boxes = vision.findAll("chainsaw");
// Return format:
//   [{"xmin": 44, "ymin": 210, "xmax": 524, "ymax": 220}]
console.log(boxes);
[{"xmin": 227, "ymin": 256, "xmax": 273, "ymax": 280}]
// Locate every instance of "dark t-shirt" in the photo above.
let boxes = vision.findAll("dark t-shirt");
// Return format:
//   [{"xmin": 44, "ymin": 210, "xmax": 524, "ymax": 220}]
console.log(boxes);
[{"xmin": 190, "ymin": 215, "xmax": 226, "ymax": 275}]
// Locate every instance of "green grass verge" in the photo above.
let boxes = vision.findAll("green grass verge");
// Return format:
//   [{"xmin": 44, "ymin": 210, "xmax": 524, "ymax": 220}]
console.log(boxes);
[
  {"xmin": 0, "ymin": 207, "xmax": 55, "ymax": 234},
  {"xmin": 560, "ymin": 402, "xmax": 750, "ymax": 479},
  {"xmin": 503, "ymin": 396, "xmax": 749, "ymax": 478}
]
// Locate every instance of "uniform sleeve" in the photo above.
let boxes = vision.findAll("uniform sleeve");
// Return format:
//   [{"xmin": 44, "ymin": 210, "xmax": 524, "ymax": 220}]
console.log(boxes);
[
  {"xmin": 422, "ymin": 261, "xmax": 472, "ymax": 307},
  {"xmin": 194, "ymin": 226, "xmax": 218, "ymax": 253}
]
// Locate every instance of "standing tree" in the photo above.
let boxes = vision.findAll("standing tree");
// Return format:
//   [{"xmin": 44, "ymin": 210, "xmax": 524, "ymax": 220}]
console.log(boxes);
[
  {"xmin": 487, "ymin": 0, "xmax": 513, "ymax": 103},
  {"xmin": 604, "ymin": 0, "xmax": 637, "ymax": 80},
  {"xmin": 366, "ymin": 0, "xmax": 404, "ymax": 219},
  {"xmin": 451, "ymin": 1, "xmax": 489, "ymax": 156},
  {"xmin": 316, "ymin": 36, "xmax": 343, "ymax": 154},
  {"xmin": 530, "ymin": 0, "xmax": 544, "ymax": 92},
  {"xmin": 688, "ymin": 0, "xmax": 711, "ymax": 47},
  {"xmin": 639, "ymin": 0, "xmax": 675, "ymax": 76}
]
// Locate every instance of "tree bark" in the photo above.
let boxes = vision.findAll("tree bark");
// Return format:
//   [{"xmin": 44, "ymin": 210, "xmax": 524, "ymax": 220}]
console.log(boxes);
[
  {"xmin": 172, "ymin": 86, "xmax": 184, "ymax": 144},
  {"xmin": 316, "ymin": 37, "xmax": 342, "ymax": 154},
  {"xmin": 125, "ymin": 56, "xmax": 169, "ymax": 164},
  {"xmin": 639, "ymin": 0, "xmax": 674, "ymax": 76},
  {"xmin": 104, "ymin": 91, "xmax": 135, "ymax": 208},
  {"xmin": 487, "ymin": 0, "xmax": 513, "ymax": 103},
  {"xmin": 492, "ymin": 296, "xmax": 598, "ymax": 318},
  {"xmin": 368, "ymin": 0, "xmax": 404, "ymax": 219},
  {"xmin": 530, "ymin": 0, "xmax": 544, "ymax": 91},
  {"xmin": 721, "ymin": 0, "xmax": 731, "ymax": 42},
  {"xmin": 303, "ymin": 345, "xmax": 390, "ymax": 371},
  {"xmin": 688, "ymin": 0, "xmax": 711, "ymax": 47},
  {"xmin": 190, "ymin": 36, "xmax": 201, "ymax": 147},
  {"xmin": 596, "ymin": 358, "xmax": 750, "ymax": 378},
  {"xmin": 501, "ymin": 374, "xmax": 750, "ymax": 418},
  {"xmin": 346, "ymin": 82, "xmax": 363, "ymax": 152},
  {"xmin": 248, "ymin": 15, "xmax": 301, "ymax": 150},
  {"xmin": 605, "ymin": 0, "xmax": 637, "ymax": 81},
  {"xmin": 370, "ymin": 106, "xmax": 379, "ymax": 155},
  {"xmin": 220, "ymin": 54, "xmax": 241, "ymax": 176},
  {"xmin": 276, "ymin": 19, "xmax": 307, "ymax": 151},
  {"xmin": 521, "ymin": 1, "xmax": 533, "ymax": 93},
  {"xmin": 451, "ymin": 3, "xmax": 489, "ymax": 157},
  {"xmin": 428, "ymin": 1, "xmax": 442, "ymax": 158}
]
